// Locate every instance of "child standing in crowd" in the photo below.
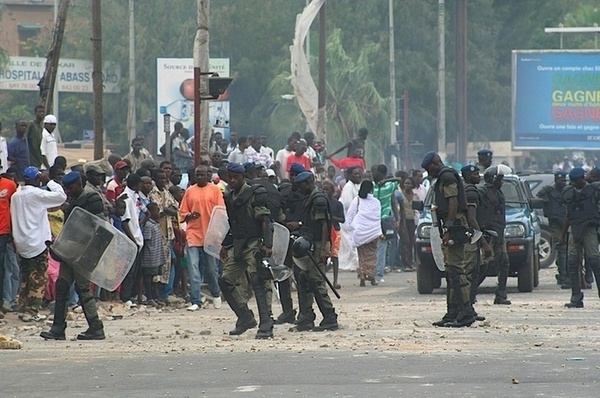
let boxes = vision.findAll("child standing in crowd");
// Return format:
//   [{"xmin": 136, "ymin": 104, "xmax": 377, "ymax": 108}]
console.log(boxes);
[{"xmin": 141, "ymin": 203, "xmax": 167, "ymax": 307}]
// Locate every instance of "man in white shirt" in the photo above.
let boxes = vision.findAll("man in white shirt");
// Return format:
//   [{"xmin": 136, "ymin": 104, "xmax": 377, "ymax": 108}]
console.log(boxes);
[
  {"xmin": 10, "ymin": 166, "xmax": 66, "ymax": 322},
  {"xmin": 260, "ymin": 135, "xmax": 275, "ymax": 159},
  {"xmin": 246, "ymin": 136, "xmax": 273, "ymax": 169},
  {"xmin": 118, "ymin": 173, "xmax": 144, "ymax": 306},
  {"xmin": 274, "ymin": 136, "xmax": 298, "ymax": 181},
  {"xmin": 40, "ymin": 114, "xmax": 58, "ymax": 170},
  {"xmin": 227, "ymin": 136, "xmax": 249, "ymax": 164}
]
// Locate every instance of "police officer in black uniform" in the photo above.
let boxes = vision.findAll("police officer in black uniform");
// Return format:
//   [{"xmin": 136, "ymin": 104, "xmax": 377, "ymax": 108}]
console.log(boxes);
[
  {"xmin": 219, "ymin": 163, "xmax": 275, "ymax": 339},
  {"xmin": 291, "ymin": 171, "xmax": 338, "ymax": 331},
  {"xmin": 536, "ymin": 171, "xmax": 568, "ymax": 288},
  {"xmin": 275, "ymin": 163, "xmax": 311, "ymax": 324},
  {"xmin": 560, "ymin": 167, "xmax": 600, "ymax": 308},
  {"xmin": 478, "ymin": 165, "xmax": 512, "ymax": 305},
  {"xmin": 461, "ymin": 165, "xmax": 491, "ymax": 320}
]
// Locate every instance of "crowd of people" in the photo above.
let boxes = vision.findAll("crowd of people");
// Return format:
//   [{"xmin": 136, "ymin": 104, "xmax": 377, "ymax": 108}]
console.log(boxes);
[{"xmin": 3, "ymin": 105, "xmax": 597, "ymax": 341}]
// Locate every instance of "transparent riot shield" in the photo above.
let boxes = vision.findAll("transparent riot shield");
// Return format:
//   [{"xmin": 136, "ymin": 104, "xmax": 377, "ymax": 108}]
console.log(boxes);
[
  {"xmin": 203, "ymin": 206, "xmax": 229, "ymax": 259},
  {"xmin": 430, "ymin": 227, "xmax": 446, "ymax": 272},
  {"xmin": 51, "ymin": 207, "xmax": 138, "ymax": 291},
  {"xmin": 204, "ymin": 205, "xmax": 290, "ymax": 264}
]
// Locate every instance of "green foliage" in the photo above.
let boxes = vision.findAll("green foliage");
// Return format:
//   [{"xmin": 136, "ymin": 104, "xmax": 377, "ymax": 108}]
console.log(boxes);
[{"xmin": 1, "ymin": 0, "xmax": 598, "ymax": 159}]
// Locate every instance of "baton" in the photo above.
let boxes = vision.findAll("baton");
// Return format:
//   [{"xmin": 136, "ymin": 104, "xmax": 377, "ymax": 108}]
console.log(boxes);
[{"xmin": 305, "ymin": 252, "xmax": 341, "ymax": 299}]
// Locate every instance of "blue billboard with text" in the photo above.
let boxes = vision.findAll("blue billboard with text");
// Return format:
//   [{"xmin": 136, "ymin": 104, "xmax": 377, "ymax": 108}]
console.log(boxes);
[{"xmin": 512, "ymin": 50, "xmax": 600, "ymax": 149}]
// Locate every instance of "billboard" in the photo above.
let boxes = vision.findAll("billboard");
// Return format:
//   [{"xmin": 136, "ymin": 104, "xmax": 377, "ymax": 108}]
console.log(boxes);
[
  {"xmin": 512, "ymin": 51, "xmax": 600, "ymax": 149},
  {"xmin": 0, "ymin": 56, "xmax": 121, "ymax": 93},
  {"xmin": 156, "ymin": 58, "xmax": 230, "ymax": 151}
]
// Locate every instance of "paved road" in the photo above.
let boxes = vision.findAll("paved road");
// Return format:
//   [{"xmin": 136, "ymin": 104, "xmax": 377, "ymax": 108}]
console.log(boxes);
[{"xmin": 1, "ymin": 266, "xmax": 600, "ymax": 397}]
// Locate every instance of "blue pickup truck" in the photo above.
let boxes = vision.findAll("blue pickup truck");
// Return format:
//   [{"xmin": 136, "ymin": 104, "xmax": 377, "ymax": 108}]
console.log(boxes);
[{"xmin": 414, "ymin": 174, "xmax": 542, "ymax": 294}]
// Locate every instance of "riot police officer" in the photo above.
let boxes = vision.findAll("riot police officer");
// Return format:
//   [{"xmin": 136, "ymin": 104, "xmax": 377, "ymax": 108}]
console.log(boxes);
[
  {"xmin": 219, "ymin": 163, "xmax": 275, "ymax": 339},
  {"xmin": 461, "ymin": 165, "xmax": 491, "ymax": 321},
  {"xmin": 560, "ymin": 167, "xmax": 600, "ymax": 308},
  {"xmin": 478, "ymin": 165, "xmax": 512, "ymax": 305},
  {"xmin": 275, "ymin": 163, "xmax": 310, "ymax": 324},
  {"xmin": 291, "ymin": 171, "xmax": 338, "ymax": 331},
  {"xmin": 537, "ymin": 171, "xmax": 568, "ymax": 288},
  {"xmin": 422, "ymin": 152, "xmax": 475, "ymax": 328}
]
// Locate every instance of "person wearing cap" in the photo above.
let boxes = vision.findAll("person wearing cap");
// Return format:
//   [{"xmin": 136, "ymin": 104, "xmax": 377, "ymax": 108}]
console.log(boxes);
[
  {"xmin": 40, "ymin": 114, "xmax": 59, "ymax": 170},
  {"xmin": 537, "ymin": 171, "xmax": 569, "ymax": 288},
  {"xmin": 179, "ymin": 165, "xmax": 224, "ymax": 312},
  {"xmin": 461, "ymin": 164, "xmax": 491, "ymax": 321},
  {"xmin": 10, "ymin": 166, "xmax": 66, "ymax": 322},
  {"xmin": 421, "ymin": 151, "xmax": 475, "ymax": 327},
  {"xmin": 26, "ymin": 105, "xmax": 46, "ymax": 168},
  {"xmin": 219, "ymin": 162, "xmax": 275, "ymax": 339},
  {"xmin": 291, "ymin": 171, "xmax": 339, "ymax": 332},
  {"xmin": 476, "ymin": 149, "xmax": 493, "ymax": 171},
  {"xmin": 85, "ymin": 163, "xmax": 111, "ymax": 218},
  {"xmin": 40, "ymin": 171, "xmax": 107, "ymax": 341},
  {"xmin": 560, "ymin": 167, "xmax": 600, "ymax": 308},
  {"xmin": 0, "ymin": 168, "xmax": 18, "ymax": 319},
  {"xmin": 106, "ymin": 160, "xmax": 130, "ymax": 202},
  {"xmin": 266, "ymin": 168, "xmax": 277, "ymax": 185}
]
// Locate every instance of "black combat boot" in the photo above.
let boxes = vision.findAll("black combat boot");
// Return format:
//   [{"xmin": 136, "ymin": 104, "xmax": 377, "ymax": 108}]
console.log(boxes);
[
  {"xmin": 250, "ymin": 273, "xmax": 274, "ymax": 340},
  {"xmin": 313, "ymin": 309, "xmax": 339, "ymax": 332},
  {"xmin": 40, "ymin": 324, "xmax": 67, "ymax": 340},
  {"xmin": 274, "ymin": 278, "xmax": 296, "ymax": 324},
  {"xmin": 77, "ymin": 321, "xmax": 105, "ymax": 340},
  {"xmin": 229, "ymin": 309, "xmax": 258, "ymax": 335},
  {"xmin": 290, "ymin": 270, "xmax": 315, "ymax": 331}
]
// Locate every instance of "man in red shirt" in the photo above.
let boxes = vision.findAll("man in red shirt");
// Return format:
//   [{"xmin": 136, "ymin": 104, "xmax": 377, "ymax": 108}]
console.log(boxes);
[
  {"xmin": 285, "ymin": 139, "xmax": 311, "ymax": 179},
  {"xmin": 0, "ymin": 172, "xmax": 18, "ymax": 319},
  {"xmin": 106, "ymin": 161, "xmax": 130, "ymax": 202},
  {"xmin": 329, "ymin": 147, "xmax": 365, "ymax": 171}
]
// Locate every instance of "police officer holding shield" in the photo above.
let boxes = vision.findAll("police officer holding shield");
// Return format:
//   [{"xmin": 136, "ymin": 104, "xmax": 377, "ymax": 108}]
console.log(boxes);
[
  {"xmin": 461, "ymin": 165, "xmax": 491, "ymax": 321},
  {"xmin": 560, "ymin": 167, "xmax": 600, "ymax": 308},
  {"xmin": 477, "ymin": 165, "xmax": 512, "ymax": 305},
  {"xmin": 537, "ymin": 171, "xmax": 568, "ymax": 288},
  {"xmin": 291, "ymin": 171, "xmax": 339, "ymax": 332},
  {"xmin": 219, "ymin": 163, "xmax": 275, "ymax": 339}
]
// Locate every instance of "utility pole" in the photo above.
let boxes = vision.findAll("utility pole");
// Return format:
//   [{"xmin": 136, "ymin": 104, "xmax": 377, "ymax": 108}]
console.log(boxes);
[
  {"xmin": 389, "ymin": 0, "xmax": 397, "ymax": 170},
  {"xmin": 92, "ymin": 0, "xmax": 104, "ymax": 160},
  {"xmin": 194, "ymin": 0, "xmax": 210, "ymax": 166},
  {"xmin": 38, "ymin": 0, "xmax": 70, "ymax": 112},
  {"xmin": 437, "ymin": 0, "xmax": 446, "ymax": 155},
  {"xmin": 127, "ymin": 0, "xmax": 136, "ymax": 143},
  {"xmin": 455, "ymin": 0, "xmax": 467, "ymax": 163},
  {"xmin": 316, "ymin": 1, "xmax": 326, "ymax": 142}
]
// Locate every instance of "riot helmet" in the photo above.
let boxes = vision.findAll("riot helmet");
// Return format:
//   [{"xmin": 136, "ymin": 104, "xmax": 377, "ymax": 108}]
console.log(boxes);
[
  {"xmin": 292, "ymin": 237, "xmax": 313, "ymax": 271},
  {"xmin": 483, "ymin": 164, "xmax": 511, "ymax": 185}
]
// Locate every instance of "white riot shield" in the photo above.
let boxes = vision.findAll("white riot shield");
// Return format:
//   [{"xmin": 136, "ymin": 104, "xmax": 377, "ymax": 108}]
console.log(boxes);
[
  {"xmin": 51, "ymin": 207, "xmax": 137, "ymax": 291},
  {"xmin": 430, "ymin": 227, "xmax": 446, "ymax": 272},
  {"xmin": 204, "ymin": 206, "xmax": 290, "ymax": 264},
  {"xmin": 203, "ymin": 206, "xmax": 229, "ymax": 259},
  {"xmin": 271, "ymin": 223, "xmax": 290, "ymax": 266}
]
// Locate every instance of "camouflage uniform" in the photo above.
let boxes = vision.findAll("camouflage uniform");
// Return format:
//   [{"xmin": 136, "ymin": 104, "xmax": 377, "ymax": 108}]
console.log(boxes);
[{"xmin": 18, "ymin": 250, "xmax": 48, "ymax": 315}]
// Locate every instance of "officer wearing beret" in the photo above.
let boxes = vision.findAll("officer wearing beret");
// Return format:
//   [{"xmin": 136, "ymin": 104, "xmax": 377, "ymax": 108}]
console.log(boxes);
[
  {"xmin": 560, "ymin": 167, "xmax": 600, "ymax": 308},
  {"xmin": 422, "ymin": 152, "xmax": 475, "ymax": 327},
  {"xmin": 460, "ymin": 165, "xmax": 491, "ymax": 321},
  {"xmin": 292, "ymin": 171, "xmax": 339, "ymax": 331},
  {"xmin": 476, "ymin": 149, "xmax": 493, "ymax": 172},
  {"xmin": 274, "ymin": 163, "xmax": 309, "ymax": 325},
  {"xmin": 537, "ymin": 171, "xmax": 568, "ymax": 288},
  {"xmin": 41, "ymin": 171, "xmax": 106, "ymax": 340},
  {"xmin": 219, "ymin": 162, "xmax": 276, "ymax": 339}
]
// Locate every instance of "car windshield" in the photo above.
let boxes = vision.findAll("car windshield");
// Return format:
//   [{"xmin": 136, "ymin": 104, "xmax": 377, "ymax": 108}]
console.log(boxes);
[{"xmin": 503, "ymin": 179, "xmax": 525, "ymax": 208}]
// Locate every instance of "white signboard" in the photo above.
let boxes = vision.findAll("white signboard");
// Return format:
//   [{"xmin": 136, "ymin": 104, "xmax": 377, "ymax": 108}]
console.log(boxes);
[
  {"xmin": 0, "ymin": 56, "xmax": 121, "ymax": 93},
  {"xmin": 156, "ymin": 58, "xmax": 230, "ymax": 151}
]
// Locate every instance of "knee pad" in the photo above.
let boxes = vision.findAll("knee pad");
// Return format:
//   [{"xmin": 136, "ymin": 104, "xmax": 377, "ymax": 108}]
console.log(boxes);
[
  {"xmin": 249, "ymin": 272, "xmax": 264, "ymax": 289},
  {"xmin": 55, "ymin": 278, "xmax": 70, "ymax": 298}
]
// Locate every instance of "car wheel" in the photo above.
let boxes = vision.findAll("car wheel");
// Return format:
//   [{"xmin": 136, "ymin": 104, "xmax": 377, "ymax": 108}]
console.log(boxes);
[
  {"xmin": 539, "ymin": 229, "xmax": 556, "ymax": 269},
  {"xmin": 518, "ymin": 248, "xmax": 535, "ymax": 292},
  {"xmin": 416, "ymin": 261, "xmax": 434, "ymax": 294}
]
